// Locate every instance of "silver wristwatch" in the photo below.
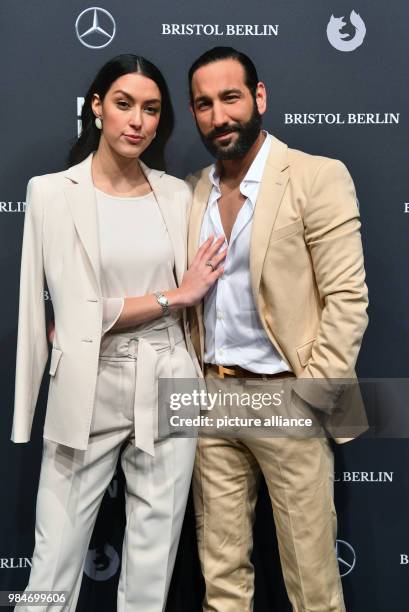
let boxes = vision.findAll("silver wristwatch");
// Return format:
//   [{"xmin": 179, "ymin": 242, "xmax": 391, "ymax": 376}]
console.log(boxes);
[{"xmin": 154, "ymin": 291, "xmax": 170, "ymax": 316}]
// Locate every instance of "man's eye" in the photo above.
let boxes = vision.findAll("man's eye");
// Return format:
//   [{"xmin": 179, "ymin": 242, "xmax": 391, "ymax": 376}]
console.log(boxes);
[{"xmin": 225, "ymin": 96, "xmax": 238, "ymax": 102}]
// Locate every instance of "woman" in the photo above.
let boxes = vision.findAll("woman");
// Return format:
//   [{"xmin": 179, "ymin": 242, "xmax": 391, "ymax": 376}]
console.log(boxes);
[{"xmin": 12, "ymin": 54, "xmax": 226, "ymax": 611}]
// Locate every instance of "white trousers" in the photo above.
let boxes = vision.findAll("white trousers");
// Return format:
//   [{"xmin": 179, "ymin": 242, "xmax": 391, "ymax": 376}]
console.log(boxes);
[{"xmin": 21, "ymin": 321, "xmax": 197, "ymax": 612}]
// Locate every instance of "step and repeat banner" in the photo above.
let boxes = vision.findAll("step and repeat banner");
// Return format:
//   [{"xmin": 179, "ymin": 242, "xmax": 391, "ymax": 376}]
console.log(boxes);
[{"xmin": 1, "ymin": 1, "xmax": 408, "ymax": 611}]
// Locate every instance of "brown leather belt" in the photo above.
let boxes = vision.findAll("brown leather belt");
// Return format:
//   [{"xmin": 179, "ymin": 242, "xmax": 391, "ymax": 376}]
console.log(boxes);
[{"xmin": 204, "ymin": 363, "xmax": 294, "ymax": 380}]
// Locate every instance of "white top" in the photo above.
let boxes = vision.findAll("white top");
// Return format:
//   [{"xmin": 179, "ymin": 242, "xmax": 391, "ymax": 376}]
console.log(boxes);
[
  {"xmin": 94, "ymin": 187, "xmax": 177, "ymax": 334},
  {"xmin": 199, "ymin": 131, "xmax": 291, "ymax": 374}
]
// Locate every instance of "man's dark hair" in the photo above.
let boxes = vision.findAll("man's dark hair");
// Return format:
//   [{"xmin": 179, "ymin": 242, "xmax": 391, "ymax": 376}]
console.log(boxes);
[{"xmin": 188, "ymin": 46, "xmax": 259, "ymax": 103}]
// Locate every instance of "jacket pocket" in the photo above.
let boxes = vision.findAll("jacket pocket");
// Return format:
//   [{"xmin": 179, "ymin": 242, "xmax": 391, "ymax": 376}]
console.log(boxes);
[
  {"xmin": 296, "ymin": 338, "xmax": 316, "ymax": 367},
  {"xmin": 49, "ymin": 347, "xmax": 63, "ymax": 376},
  {"xmin": 270, "ymin": 218, "xmax": 304, "ymax": 243}
]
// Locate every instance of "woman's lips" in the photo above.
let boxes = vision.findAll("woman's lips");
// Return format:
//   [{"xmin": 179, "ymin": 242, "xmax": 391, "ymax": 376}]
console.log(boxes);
[{"xmin": 124, "ymin": 134, "xmax": 144, "ymax": 143}]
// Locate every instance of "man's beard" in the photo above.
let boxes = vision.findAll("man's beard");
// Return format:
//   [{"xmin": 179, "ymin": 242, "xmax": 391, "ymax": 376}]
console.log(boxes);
[{"xmin": 198, "ymin": 103, "xmax": 262, "ymax": 160}]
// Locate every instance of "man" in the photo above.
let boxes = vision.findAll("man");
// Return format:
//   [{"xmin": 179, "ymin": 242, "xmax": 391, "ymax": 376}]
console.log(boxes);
[{"xmin": 186, "ymin": 46, "xmax": 368, "ymax": 612}]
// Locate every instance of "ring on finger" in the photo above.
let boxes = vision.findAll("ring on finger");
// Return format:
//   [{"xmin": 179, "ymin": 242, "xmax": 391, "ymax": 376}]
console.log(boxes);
[{"xmin": 205, "ymin": 260, "xmax": 215, "ymax": 272}]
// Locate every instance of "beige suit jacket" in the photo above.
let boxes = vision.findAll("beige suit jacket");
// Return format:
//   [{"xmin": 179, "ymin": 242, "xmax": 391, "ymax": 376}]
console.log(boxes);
[
  {"xmin": 187, "ymin": 135, "xmax": 369, "ymax": 443},
  {"xmin": 12, "ymin": 151, "xmax": 200, "ymax": 450}
]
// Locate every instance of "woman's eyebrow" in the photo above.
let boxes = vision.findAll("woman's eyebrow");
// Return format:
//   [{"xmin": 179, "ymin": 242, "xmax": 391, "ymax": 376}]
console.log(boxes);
[{"xmin": 112, "ymin": 90, "xmax": 161, "ymax": 104}]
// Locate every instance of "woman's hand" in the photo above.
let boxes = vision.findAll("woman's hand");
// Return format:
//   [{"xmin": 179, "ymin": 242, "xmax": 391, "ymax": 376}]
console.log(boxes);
[
  {"xmin": 177, "ymin": 235, "xmax": 227, "ymax": 307},
  {"xmin": 94, "ymin": 235, "xmax": 227, "ymax": 333}
]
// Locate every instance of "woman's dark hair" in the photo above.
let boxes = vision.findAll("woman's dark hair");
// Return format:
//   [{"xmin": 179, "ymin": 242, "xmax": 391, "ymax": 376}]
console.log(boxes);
[
  {"xmin": 188, "ymin": 46, "xmax": 259, "ymax": 103},
  {"xmin": 67, "ymin": 54, "xmax": 174, "ymax": 170}
]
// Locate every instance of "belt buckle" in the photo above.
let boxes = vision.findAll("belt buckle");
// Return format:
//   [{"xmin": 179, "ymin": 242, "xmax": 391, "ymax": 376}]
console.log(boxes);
[{"xmin": 217, "ymin": 365, "xmax": 237, "ymax": 379}]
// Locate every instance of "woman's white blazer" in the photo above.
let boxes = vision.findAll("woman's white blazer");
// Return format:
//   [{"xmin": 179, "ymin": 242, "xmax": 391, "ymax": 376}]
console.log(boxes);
[{"xmin": 12, "ymin": 151, "xmax": 200, "ymax": 450}]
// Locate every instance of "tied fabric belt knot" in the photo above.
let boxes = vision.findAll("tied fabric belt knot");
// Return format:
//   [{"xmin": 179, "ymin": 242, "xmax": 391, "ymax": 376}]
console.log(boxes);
[
  {"xmin": 117, "ymin": 336, "xmax": 140, "ymax": 358},
  {"xmin": 101, "ymin": 321, "xmax": 181, "ymax": 457}
]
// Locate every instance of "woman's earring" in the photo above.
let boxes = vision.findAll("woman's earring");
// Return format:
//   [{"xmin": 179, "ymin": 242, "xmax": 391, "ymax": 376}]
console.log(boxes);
[{"xmin": 95, "ymin": 116, "xmax": 103, "ymax": 130}]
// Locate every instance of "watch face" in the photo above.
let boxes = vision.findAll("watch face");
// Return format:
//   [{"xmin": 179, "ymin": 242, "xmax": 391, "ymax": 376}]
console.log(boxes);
[{"xmin": 155, "ymin": 292, "xmax": 169, "ymax": 312}]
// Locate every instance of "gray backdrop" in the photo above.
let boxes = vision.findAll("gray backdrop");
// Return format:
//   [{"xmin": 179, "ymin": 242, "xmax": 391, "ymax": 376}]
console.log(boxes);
[{"xmin": 1, "ymin": 1, "xmax": 408, "ymax": 610}]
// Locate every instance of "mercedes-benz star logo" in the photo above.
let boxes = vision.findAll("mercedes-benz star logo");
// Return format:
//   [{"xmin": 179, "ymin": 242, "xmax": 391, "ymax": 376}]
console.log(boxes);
[
  {"xmin": 336, "ymin": 539, "xmax": 356, "ymax": 577},
  {"xmin": 75, "ymin": 7, "xmax": 116, "ymax": 49}
]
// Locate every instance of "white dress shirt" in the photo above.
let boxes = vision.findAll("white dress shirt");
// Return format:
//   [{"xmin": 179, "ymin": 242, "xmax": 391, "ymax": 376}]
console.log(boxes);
[{"xmin": 199, "ymin": 131, "xmax": 291, "ymax": 374}]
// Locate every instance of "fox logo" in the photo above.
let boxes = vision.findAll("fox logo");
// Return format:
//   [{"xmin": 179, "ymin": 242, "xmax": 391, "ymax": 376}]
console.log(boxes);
[
  {"xmin": 326, "ymin": 10, "xmax": 366, "ymax": 52},
  {"xmin": 84, "ymin": 543, "xmax": 120, "ymax": 581}
]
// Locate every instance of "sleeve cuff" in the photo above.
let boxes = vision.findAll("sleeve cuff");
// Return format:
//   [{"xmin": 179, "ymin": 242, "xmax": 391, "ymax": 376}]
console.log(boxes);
[{"xmin": 102, "ymin": 297, "xmax": 124, "ymax": 335}]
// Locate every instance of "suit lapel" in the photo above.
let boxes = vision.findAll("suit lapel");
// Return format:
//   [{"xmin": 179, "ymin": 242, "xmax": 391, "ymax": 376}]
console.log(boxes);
[
  {"xmin": 139, "ymin": 160, "xmax": 185, "ymax": 287},
  {"xmin": 187, "ymin": 168, "xmax": 212, "ymax": 366},
  {"xmin": 250, "ymin": 136, "xmax": 290, "ymax": 305},
  {"xmin": 63, "ymin": 152, "xmax": 102, "ymax": 295},
  {"xmin": 188, "ymin": 170, "xmax": 212, "ymax": 266}
]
